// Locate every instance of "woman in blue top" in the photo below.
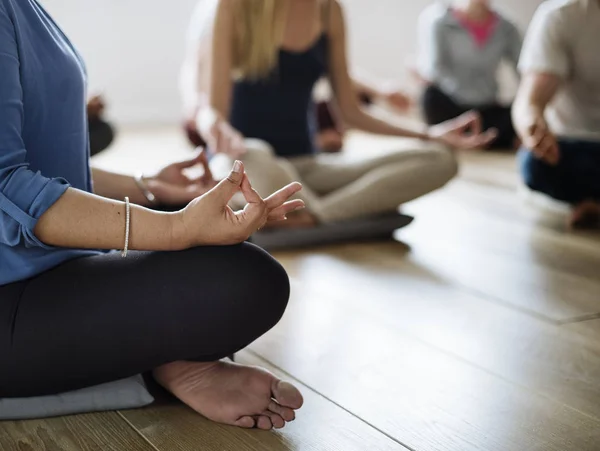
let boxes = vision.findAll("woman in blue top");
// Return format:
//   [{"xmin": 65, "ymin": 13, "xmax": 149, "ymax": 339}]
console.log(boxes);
[
  {"xmin": 193, "ymin": 0, "xmax": 497, "ymax": 228},
  {"xmin": 0, "ymin": 0, "xmax": 305, "ymax": 430}
]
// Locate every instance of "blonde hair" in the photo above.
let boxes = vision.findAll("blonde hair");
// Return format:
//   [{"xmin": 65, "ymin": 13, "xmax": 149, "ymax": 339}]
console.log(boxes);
[{"xmin": 232, "ymin": 0, "xmax": 290, "ymax": 80}]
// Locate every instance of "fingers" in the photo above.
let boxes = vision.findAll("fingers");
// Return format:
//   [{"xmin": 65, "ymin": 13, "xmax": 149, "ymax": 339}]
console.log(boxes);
[
  {"xmin": 534, "ymin": 135, "xmax": 560, "ymax": 165},
  {"xmin": 195, "ymin": 150, "xmax": 215, "ymax": 184},
  {"xmin": 211, "ymin": 160, "xmax": 244, "ymax": 203},
  {"xmin": 240, "ymin": 173, "xmax": 263, "ymax": 204},
  {"xmin": 464, "ymin": 110, "xmax": 482, "ymax": 136},
  {"xmin": 472, "ymin": 127, "xmax": 498, "ymax": 148},
  {"xmin": 525, "ymin": 117, "xmax": 549, "ymax": 149},
  {"xmin": 453, "ymin": 110, "xmax": 481, "ymax": 134},
  {"xmin": 267, "ymin": 200, "xmax": 305, "ymax": 221},
  {"xmin": 234, "ymin": 177, "xmax": 305, "ymax": 233},
  {"xmin": 264, "ymin": 182, "xmax": 303, "ymax": 209},
  {"xmin": 174, "ymin": 151, "xmax": 206, "ymax": 170}
]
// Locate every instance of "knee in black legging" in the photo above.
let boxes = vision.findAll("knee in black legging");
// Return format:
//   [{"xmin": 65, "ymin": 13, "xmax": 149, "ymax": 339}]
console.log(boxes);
[
  {"xmin": 162, "ymin": 243, "xmax": 290, "ymax": 360},
  {"xmin": 232, "ymin": 243, "xmax": 291, "ymax": 337},
  {"xmin": 421, "ymin": 85, "xmax": 463, "ymax": 125}
]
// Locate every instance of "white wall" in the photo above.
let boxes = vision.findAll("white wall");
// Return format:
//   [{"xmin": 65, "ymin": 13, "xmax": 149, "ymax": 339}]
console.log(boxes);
[{"xmin": 43, "ymin": 0, "xmax": 543, "ymax": 126}]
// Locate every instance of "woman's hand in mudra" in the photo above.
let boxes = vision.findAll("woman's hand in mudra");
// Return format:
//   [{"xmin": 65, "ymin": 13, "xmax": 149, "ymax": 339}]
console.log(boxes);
[
  {"xmin": 146, "ymin": 150, "xmax": 217, "ymax": 206},
  {"xmin": 172, "ymin": 161, "xmax": 305, "ymax": 247}
]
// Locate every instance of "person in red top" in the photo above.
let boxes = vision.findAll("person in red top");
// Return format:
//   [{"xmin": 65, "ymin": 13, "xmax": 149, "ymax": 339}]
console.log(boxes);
[{"xmin": 417, "ymin": 0, "xmax": 522, "ymax": 149}]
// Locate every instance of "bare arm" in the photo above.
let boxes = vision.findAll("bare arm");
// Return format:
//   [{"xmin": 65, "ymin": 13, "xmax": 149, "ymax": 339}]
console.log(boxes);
[
  {"xmin": 512, "ymin": 72, "xmax": 561, "ymax": 139},
  {"xmin": 198, "ymin": 0, "xmax": 235, "ymax": 131},
  {"xmin": 512, "ymin": 72, "xmax": 562, "ymax": 164},
  {"xmin": 34, "ymin": 188, "xmax": 177, "ymax": 251},
  {"xmin": 351, "ymin": 70, "xmax": 382, "ymax": 100},
  {"xmin": 327, "ymin": 1, "xmax": 428, "ymax": 140},
  {"xmin": 194, "ymin": 0, "xmax": 246, "ymax": 157}
]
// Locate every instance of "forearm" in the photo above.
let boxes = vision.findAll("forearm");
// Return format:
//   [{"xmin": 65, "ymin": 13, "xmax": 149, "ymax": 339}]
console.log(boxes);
[
  {"xmin": 512, "ymin": 90, "xmax": 547, "ymax": 140},
  {"xmin": 92, "ymin": 168, "xmax": 149, "ymax": 206},
  {"xmin": 512, "ymin": 73, "xmax": 560, "ymax": 139},
  {"xmin": 34, "ymin": 187, "xmax": 180, "ymax": 251},
  {"xmin": 343, "ymin": 107, "xmax": 429, "ymax": 140},
  {"xmin": 351, "ymin": 72, "xmax": 381, "ymax": 100}
]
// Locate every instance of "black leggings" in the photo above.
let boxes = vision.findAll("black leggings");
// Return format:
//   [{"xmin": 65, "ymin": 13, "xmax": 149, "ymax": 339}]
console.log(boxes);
[
  {"xmin": 421, "ymin": 85, "xmax": 516, "ymax": 150},
  {"xmin": 0, "ymin": 243, "xmax": 290, "ymax": 398}
]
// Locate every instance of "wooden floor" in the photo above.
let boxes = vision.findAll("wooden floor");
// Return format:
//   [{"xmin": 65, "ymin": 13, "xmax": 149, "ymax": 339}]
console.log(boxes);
[{"xmin": 3, "ymin": 129, "xmax": 600, "ymax": 451}]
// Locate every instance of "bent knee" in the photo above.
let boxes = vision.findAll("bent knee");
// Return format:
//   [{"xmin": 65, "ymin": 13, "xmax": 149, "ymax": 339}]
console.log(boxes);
[
  {"xmin": 519, "ymin": 148, "xmax": 547, "ymax": 191},
  {"xmin": 430, "ymin": 148, "xmax": 459, "ymax": 187},
  {"xmin": 243, "ymin": 139, "xmax": 277, "ymax": 161},
  {"xmin": 235, "ymin": 243, "xmax": 291, "ymax": 329}
]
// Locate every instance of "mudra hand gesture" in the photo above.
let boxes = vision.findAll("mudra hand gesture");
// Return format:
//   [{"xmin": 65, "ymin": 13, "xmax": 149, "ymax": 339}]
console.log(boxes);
[{"xmin": 172, "ymin": 160, "xmax": 305, "ymax": 247}]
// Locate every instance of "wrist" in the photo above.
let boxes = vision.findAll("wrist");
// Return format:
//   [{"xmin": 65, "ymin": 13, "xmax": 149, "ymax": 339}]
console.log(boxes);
[
  {"xmin": 134, "ymin": 173, "xmax": 158, "ymax": 207},
  {"xmin": 168, "ymin": 211, "xmax": 190, "ymax": 251},
  {"xmin": 421, "ymin": 125, "xmax": 436, "ymax": 142}
]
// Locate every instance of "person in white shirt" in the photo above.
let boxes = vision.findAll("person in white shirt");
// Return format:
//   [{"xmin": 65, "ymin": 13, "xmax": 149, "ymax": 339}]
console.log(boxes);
[{"xmin": 513, "ymin": 0, "xmax": 600, "ymax": 228}]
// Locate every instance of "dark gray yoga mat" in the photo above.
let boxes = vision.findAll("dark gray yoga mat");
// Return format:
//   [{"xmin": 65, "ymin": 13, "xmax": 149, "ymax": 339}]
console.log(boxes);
[{"xmin": 251, "ymin": 213, "xmax": 414, "ymax": 251}]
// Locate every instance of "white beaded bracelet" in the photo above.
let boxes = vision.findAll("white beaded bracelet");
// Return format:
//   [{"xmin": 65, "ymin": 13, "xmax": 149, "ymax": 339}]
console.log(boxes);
[{"xmin": 121, "ymin": 196, "xmax": 130, "ymax": 258}]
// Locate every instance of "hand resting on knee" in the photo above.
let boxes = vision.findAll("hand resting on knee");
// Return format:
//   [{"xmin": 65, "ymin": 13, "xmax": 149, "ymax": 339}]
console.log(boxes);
[{"xmin": 34, "ymin": 161, "xmax": 305, "ymax": 251}]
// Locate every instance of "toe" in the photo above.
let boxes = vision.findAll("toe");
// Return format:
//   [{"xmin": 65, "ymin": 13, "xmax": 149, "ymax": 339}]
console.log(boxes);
[
  {"xmin": 263, "ymin": 410, "xmax": 285, "ymax": 429},
  {"xmin": 269, "ymin": 400, "xmax": 295, "ymax": 422},
  {"xmin": 235, "ymin": 416, "xmax": 256, "ymax": 428},
  {"xmin": 256, "ymin": 415, "xmax": 273, "ymax": 430},
  {"xmin": 272, "ymin": 380, "xmax": 304, "ymax": 409}
]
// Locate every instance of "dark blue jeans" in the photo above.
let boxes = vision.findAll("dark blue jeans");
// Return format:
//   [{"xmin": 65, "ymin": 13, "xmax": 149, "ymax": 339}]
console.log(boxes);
[{"xmin": 519, "ymin": 139, "xmax": 600, "ymax": 205}]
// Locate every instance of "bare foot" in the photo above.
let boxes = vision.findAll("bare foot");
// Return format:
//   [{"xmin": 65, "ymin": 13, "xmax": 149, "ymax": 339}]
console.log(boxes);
[
  {"xmin": 568, "ymin": 200, "xmax": 600, "ymax": 230},
  {"xmin": 153, "ymin": 360, "xmax": 304, "ymax": 430},
  {"xmin": 265, "ymin": 210, "xmax": 318, "ymax": 230}
]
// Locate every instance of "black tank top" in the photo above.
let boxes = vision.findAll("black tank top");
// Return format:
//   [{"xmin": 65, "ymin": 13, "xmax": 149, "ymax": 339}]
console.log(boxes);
[{"xmin": 229, "ymin": 4, "xmax": 330, "ymax": 157}]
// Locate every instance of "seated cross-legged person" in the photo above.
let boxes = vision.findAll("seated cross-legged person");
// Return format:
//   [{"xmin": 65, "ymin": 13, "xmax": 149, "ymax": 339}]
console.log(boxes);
[
  {"xmin": 512, "ymin": 0, "xmax": 600, "ymax": 228},
  {"xmin": 187, "ymin": 0, "xmax": 496, "ymax": 229},
  {"xmin": 417, "ymin": 0, "xmax": 522, "ymax": 149},
  {"xmin": 179, "ymin": 0, "xmax": 413, "ymax": 155},
  {"xmin": 1, "ymin": 0, "xmax": 305, "ymax": 430}
]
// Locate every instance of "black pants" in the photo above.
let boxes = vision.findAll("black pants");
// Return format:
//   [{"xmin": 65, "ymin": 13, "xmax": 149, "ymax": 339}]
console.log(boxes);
[
  {"xmin": 0, "ymin": 243, "xmax": 290, "ymax": 398},
  {"xmin": 421, "ymin": 85, "xmax": 516, "ymax": 150},
  {"xmin": 519, "ymin": 139, "xmax": 600, "ymax": 205}
]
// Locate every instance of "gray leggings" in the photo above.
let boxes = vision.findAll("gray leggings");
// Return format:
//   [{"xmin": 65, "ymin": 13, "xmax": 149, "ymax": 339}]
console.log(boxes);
[{"xmin": 0, "ymin": 243, "xmax": 289, "ymax": 398}]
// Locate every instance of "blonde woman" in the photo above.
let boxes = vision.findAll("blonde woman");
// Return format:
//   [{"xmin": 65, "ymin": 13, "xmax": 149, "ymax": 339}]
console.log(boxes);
[
  {"xmin": 189, "ymin": 0, "xmax": 496, "ymax": 228},
  {"xmin": 180, "ymin": 0, "xmax": 412, "ymax": 152}
]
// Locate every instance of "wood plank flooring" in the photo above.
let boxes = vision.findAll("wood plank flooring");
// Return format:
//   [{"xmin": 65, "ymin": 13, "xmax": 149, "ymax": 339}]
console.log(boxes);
[{"xmin": 2, "ymin": 129, "xmax": 599, "ymax": 451}]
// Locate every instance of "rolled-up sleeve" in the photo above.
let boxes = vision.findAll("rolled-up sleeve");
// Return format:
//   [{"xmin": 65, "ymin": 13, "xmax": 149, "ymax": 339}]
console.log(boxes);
[{"xmin": 0, "ymin": 3, "xmax": 70, "ymax": 248}]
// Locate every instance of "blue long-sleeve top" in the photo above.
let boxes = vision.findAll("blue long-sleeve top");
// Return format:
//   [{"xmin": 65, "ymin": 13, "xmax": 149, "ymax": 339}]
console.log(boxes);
[{"xmin": 0, "ymin": 0, "xmax": 100, "ymax": 286}]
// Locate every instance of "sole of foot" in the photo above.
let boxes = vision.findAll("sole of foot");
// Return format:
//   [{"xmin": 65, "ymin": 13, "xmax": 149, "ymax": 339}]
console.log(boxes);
[{"xmin": 153, "ymin": 360, "xmax": 304, "ymax": 430}]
